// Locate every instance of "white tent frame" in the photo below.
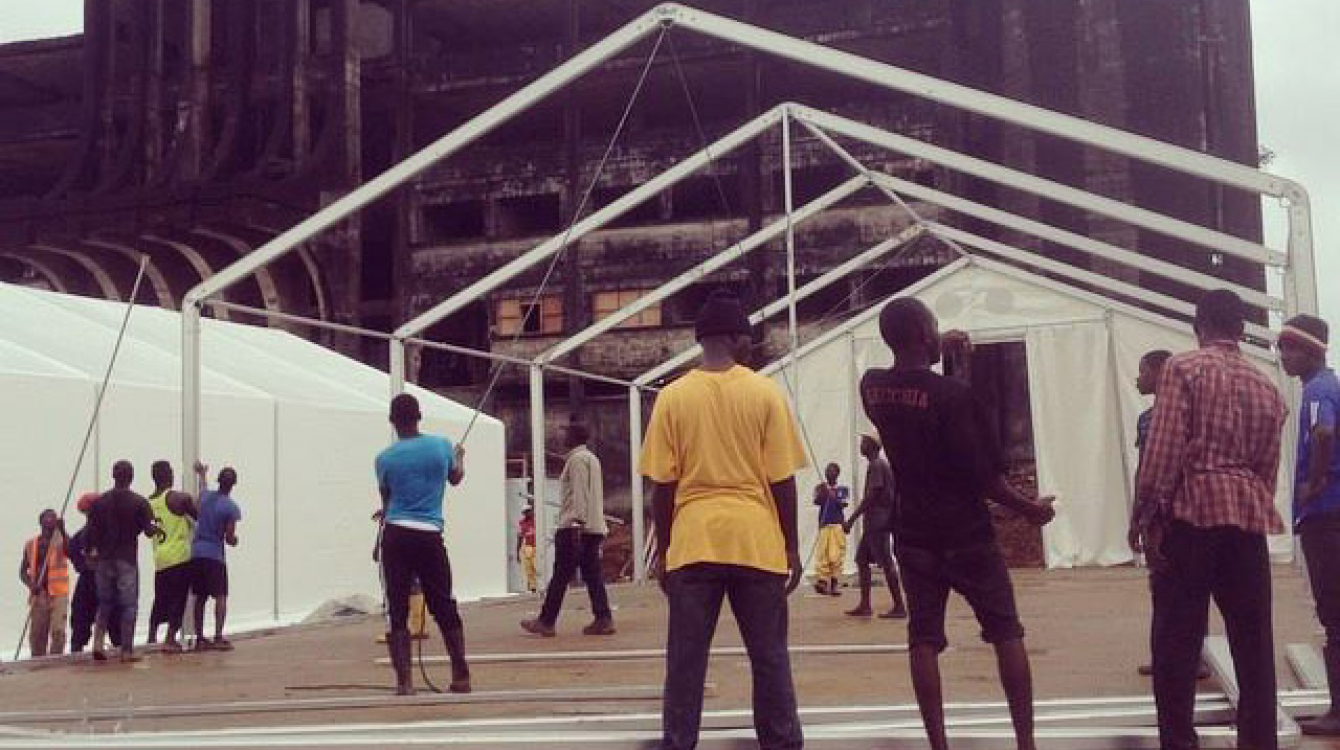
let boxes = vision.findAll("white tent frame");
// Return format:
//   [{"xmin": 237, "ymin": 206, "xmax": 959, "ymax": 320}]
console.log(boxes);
[{"xmin": 180, "ymin": 2, "xmax": 1317, "ymax": 583}]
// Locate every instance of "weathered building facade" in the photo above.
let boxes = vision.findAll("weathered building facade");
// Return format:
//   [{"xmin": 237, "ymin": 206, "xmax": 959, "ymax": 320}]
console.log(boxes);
[{"xmin": 0, "ymin": 0, "xmax": 1264, "ymax": 496}]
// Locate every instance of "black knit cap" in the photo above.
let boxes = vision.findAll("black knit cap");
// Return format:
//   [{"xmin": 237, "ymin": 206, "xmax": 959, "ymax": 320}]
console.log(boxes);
[{"xmin": 695, "ymin": 290, "xmax": 751, "ymax": 340}]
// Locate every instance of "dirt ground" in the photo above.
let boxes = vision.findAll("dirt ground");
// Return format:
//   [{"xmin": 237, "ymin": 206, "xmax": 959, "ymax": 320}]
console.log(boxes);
[{"xmin": 1, "ymin": 565, "xmax": 1338, "ymax": 747}]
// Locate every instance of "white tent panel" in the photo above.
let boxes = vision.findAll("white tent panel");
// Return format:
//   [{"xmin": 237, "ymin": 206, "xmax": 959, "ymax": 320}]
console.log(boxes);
[
  {"xmin": 771, "ymin": 257, "xmax": 1293, "ymax": 570},
  {"xmin": 0, "ymin": 282, "xmax": 507, "ymax": 657}
]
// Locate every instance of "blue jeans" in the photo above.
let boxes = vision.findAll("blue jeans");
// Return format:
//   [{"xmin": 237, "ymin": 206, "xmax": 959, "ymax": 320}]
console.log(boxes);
[
  {"xmin": 96, "ymin": 559, "xmax": 139, "ymax": 652},
  {"xmin": 662, "ymin": 563, "xmax": 802, "ymax": 750}
]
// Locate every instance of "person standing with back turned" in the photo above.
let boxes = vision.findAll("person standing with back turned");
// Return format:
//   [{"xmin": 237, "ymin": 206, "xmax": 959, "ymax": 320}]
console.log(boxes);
[
  {"xmin": 861, "ymin": 298, "xmax": 1054, "ymax": 750},
  {"xmin": 640, "ymin": 291, "xmax": 807, "ymax": 750},
  {"xmin": 1133, "ymin": 289, "xmax": 1287, "ymax": 750},
  {"xmin": 376, "ymin": 393, "xmax": 471, "ymax": 695},
  {"xmin": 190, "ymin": 461, "xmax": 241, "ymax": 651}
]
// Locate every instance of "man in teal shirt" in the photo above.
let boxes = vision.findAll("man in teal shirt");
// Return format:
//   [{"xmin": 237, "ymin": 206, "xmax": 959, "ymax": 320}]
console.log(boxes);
[{"xmin": 375, "ymin": 393, "xmax": 470, "ymax": 695}]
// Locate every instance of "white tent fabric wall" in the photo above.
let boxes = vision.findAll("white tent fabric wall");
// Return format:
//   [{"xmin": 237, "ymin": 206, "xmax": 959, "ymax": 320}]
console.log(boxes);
[
  {"xmin": 768, "ymin": 257, "xmax": 1294, "ymax": 570},
  {"xmin": 0, "ymin": 282, "xmax": 506, "ymax": 657}
]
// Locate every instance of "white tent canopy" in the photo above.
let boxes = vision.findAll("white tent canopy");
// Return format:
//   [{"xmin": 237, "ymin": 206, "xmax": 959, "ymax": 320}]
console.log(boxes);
[
  {"xmin": 0, "ymin": 282, "xmax": 506, "ymax": 656},
  {"xmin": 764, "ymin": 256, "xmax": 1296, "ymax": 569}
]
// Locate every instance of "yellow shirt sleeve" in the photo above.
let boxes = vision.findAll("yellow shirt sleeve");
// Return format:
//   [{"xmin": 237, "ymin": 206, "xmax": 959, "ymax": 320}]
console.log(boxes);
[
  {"xmin": 763, "ymin": 383, "xmax": 809, "ymax": 483},
  {"xmin": 639, "ymin": 390, "xmax": 680, "ymax": 483}
]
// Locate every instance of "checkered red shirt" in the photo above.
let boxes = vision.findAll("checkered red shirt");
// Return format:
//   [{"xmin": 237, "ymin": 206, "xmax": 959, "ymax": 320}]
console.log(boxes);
[{"xmin": 1135, "ymin": 340, "xmax": 1287, "ymax": 535}]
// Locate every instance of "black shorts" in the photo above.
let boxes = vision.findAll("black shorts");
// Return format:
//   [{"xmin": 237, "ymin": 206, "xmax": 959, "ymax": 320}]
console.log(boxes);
[
  {"xmin": 151, "ymin": 564, "xmax": 193, "ymax": 627},
  {"xmin": 897, "ymin": 541, "xmax": 1024, "ymax": 652},
  {"xmin": 191, "ymin": 558, "xmax": 229, "ymax": 599}
]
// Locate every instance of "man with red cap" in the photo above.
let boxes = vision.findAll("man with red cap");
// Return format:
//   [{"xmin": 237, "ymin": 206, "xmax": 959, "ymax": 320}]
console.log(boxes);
[{"xmin": 1278, "ymin": 313, "xmax": 1340, "ymax": 735}]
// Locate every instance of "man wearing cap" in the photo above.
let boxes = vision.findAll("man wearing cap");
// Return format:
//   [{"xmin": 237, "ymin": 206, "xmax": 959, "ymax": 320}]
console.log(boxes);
[
  {"xmin": 376, "ymin": 392, "xmax": 471, "ymax": 695},
  {"xmin": 1278, "ymin": 314, "xmax": 1340, "ymax": 735},
  {"xmin": 640, "ymin": 290, "xmax": 807, "ymax": 750},
  {"xmin": 843, "ymin": 433, "xmax": 906, "ymax": 618},
  {"xmin": 18, "ymin": 509, "xmax": 69, "ymax": 657},
  {"xmin": 1133, "ymin": 289, "xmax": 1287, "ymax": 750}
]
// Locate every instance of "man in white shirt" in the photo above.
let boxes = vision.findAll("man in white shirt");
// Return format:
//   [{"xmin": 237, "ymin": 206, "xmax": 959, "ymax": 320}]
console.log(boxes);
[{"xmin": 521, "ymin": 422, "xmax": 615, "ymax": 636}]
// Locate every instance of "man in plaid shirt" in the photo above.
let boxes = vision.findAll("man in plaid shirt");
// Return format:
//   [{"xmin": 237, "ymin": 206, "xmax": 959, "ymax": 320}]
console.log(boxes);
[{"xmin": 1132, "ymin": 289, "xmax": 1287, "ymax": 750}]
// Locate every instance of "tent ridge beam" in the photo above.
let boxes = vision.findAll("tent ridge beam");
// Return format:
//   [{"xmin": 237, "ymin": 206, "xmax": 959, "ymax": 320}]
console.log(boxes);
[
  {"xmin": 536, "ymin": 175, "xmax": 870, "ymax": 366},
  {"xmin": 793, "ymin": 107, "xmax": 1284, "ymax": 268}
]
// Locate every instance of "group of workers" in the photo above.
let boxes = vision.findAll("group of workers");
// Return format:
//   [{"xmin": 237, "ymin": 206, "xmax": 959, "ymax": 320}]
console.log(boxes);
[
  {"xmin": 17, "ymin": 282, "xmax": 1332, "ymax": 750},
  {"xmin": 20, "ymin": 459, "xmax": 242, "ymax": 662},
  {"xmin": 374, "ymin": 287, "xmax": 1336, "ymax": 750}
]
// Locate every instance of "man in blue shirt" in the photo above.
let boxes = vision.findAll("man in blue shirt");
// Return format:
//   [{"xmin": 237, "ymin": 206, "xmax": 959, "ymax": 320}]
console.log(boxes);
[
  {"xmin": 812, "ymin": 463, "xmax": 849, "ymax": 596},
  {"xmin": 375, "ymin": 393, "xmax": 470, "ymax": 695},
  {"xmin": 1279, "ymin": 314, "xmax": 1340, "ymax": 736},
  {"xmin": 190, "ymin": 461, "xmax": 241, "ymax": 651}
]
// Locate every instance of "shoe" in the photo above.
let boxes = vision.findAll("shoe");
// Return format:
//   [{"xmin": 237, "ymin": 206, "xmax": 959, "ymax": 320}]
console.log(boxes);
[
  {"xmin": 194, "ymin": 637, "xmax": 213, "ymax": 652},
  {"xmin": 92, "ymin": 650, "xmax": 107, "ymax": 662},
  {"xmin": 161, "ymin": 641, "xmax": 184, "ymax": 655},
  {"xmin": 386, "ymin": 630, "xmax": 414, "ymax": 696},
  {"xmin": 212, "ymin": 638, "xmax": 234, "ymax": 652},
  {"xmin": 814, "ymin": 580, "xmax": 829, "ymax": 595},
  {"xmin": 520, "ymin": 618, "xmax": 556, "ymax": 638},
  {"xmin": 119, "ymin": 650, "xmax": 141, "ymax": 664},
  {"xmin": 444, "ymin": 628, "xmax": 472, "ymax": 694},
  {"xmin": 583, "ymin": 618, "xmax": 616, "ymax": 636},
  {"xmin": 1300, "ymin": 644, "xmax": 1340, "ymax": 736},
  {"xmin": 845, "ymin": 606, "xmax": 873, "ymax": 617},
  {"xmin": 880, "ymin": 606, "xmax": 908, "ymax": 620}
]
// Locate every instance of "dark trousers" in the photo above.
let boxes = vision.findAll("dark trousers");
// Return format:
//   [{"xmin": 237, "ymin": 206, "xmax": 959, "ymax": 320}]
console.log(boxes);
[
  {"xmin": 381, "ymin": 524, "xmax": 463, "ymax": 634},
  {"xmin": 1151, "ymin": 522, "xmax": 1276, "ymax": 750},
  {"xmin": 1300, "ymin": 513, "xmax": 1340, "ymax": 649},
  {"xmin": 149, "ymin": 564, "xmax": 192, "ymax": 633},
  {"xmin": 70, "ymin": 574, "xmax": 115, "ymax": 651},
  {"xmin": 663, "ymin": 563, "xmax": 802, "ymax": 750},
  {"xmin": 539, "ymin": 528, "xmax": 611, "ymax": 625}
]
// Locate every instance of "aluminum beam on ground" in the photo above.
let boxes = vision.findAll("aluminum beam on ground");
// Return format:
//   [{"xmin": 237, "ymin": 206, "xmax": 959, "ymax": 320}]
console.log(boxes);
[
  {"xmin": 1203, "ymin": 635, "xmax": 1302, "ymax": 743},
  {"xmin": 536, "ymin": 175, "xmax": 868, "ymax": 365},
  {"xmin": 376, "ymin": 643, "xmax": 909, "ymax": 666},
  {"xmin": 1287, "ymin": 643, "xmax": 1327, "ymax": 690},
  {"xmin": 0, "ymin": 686, "xmax": 671, "ymax": 726},
  {"xmin": 0, "ymin": 725, "xmax": 1265, "ymax": 749},
  {"xmin": 18, "ymin": 692, "xmax": 1332, "ymax": 747},
  {"xmin": 792, "ymin": 105, "xmax": 1283, "ymax": 268}
]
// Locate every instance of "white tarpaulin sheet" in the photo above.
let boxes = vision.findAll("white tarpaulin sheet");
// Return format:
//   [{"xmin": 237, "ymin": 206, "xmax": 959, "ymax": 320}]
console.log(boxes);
[
  {"xmin": 0, "ymin": 283, "xmax": 507, "ymax": 656},
  {"xmin": 767, "ymin": 257, "xmax": 1293, "ymax": 569}
]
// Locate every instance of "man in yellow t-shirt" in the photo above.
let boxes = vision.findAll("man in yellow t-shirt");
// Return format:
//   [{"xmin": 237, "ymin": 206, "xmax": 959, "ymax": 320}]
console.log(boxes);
[{"xmin": 640, "ymin": 291, "xmax": 807, "ymax": 750}]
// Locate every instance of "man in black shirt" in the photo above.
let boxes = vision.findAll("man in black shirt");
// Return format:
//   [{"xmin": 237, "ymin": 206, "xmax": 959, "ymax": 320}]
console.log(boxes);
[
  {"xmin": 843, "ymin": 434, "xmax": 906, "ymax": 619},
  {"xmin": 860, "ymin": 298, "xmax": 1054, "ymax": 750},
  {"xmin": 87, "ymin": 460, "xmax": 162, "ymax": 662}
]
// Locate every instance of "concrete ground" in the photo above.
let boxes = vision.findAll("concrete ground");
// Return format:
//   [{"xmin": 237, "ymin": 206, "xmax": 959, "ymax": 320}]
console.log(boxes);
[{"xmin": 1, "ymin": 565, "xmax": 1338, "ymax": 747}]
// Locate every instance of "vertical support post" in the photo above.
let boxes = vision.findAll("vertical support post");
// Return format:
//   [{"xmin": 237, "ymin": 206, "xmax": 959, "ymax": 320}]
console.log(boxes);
[
  {"xmin": 529, "ymin": 366, "xmax": 550, "ymax": 585},
  {"xmin": 182, "ymin": 300, "xmax": 202, "ymax": 492},
  {"xmin": 629, "ymin": 385, "xmax": 646, "ymax": 583},
  {"xmin": 781, "ymin": 105, "xmax": 800, "ymax": 406},
  {"xmin": 1284, "ymin": 189, "xmax": 1319, "ymax": 317},
  {"xmin": 782, "ymin": 106, "xmax": 799, "ymax": 356},
  {"xmin": 389, "ymin": 338, "xmax": 407, "ymax": 395}
]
